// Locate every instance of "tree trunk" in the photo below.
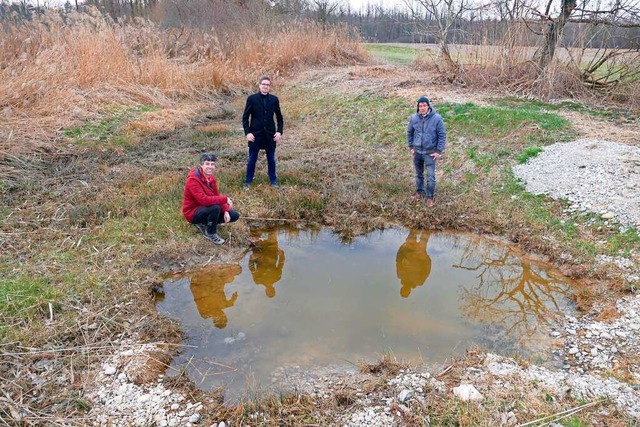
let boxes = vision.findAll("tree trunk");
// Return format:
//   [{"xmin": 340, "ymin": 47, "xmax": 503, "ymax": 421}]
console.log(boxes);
[{"xmin": 535, "ymin": 0, "xmax": 576, "ymax": 69}]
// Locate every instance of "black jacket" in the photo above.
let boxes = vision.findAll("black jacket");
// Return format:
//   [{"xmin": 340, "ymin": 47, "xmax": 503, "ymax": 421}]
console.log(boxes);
[{"xmin": 242, "ymin": 92, "xmax": 284, "ymax": 138}]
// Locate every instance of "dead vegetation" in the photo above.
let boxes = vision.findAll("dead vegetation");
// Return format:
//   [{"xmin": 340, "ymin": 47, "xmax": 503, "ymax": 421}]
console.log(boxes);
[
  {"xmin": 0, "ymin": 6, "xmax": 367, "ymax": 185},
  {"xmin": 1, "ymin": 4, "xmax": 639, "ymax": 425}
]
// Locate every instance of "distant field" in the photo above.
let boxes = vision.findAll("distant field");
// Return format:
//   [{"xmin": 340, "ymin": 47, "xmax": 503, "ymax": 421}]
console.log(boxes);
[
  {"xmin": 365, "ymin": 42, "xmax": 633, "ymax": 68},
  {"xmin": 364, "ymin": 43, "xmax": 423, "ymax": 64}
]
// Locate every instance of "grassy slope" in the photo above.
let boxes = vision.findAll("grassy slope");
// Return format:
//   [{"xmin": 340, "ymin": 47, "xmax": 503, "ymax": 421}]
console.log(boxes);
[{"xmin": 1, "ymin": 65, "xmax": 639, "ymax": 425}]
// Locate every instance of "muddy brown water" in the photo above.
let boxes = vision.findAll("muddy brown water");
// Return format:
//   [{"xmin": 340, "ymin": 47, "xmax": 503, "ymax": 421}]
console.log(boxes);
[{"xmin": 156, "ymin": 227, "xmax": 576, "ymax": 401}]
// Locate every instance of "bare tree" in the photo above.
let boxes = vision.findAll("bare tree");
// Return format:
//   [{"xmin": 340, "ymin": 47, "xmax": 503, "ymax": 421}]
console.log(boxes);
[
  {"xmin": 521, "ymin": 0, "xmax": 640, "ymax": 75},
  {"xmin": 404, "ymin": 0, "xmax": 489, "ymax": 75},
  {"xmin": 453, "ymin": 238, "xmax": 571, "ymax": 337},
  {"xmin": 311, "ymin": 0, "xmax": 342, "ymax": 29}
]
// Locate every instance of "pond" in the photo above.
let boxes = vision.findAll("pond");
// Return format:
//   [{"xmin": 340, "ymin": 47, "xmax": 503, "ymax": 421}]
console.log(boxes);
[{"xmin": 156, "ymin": 227, "xmax": 575, "ymax": 402}]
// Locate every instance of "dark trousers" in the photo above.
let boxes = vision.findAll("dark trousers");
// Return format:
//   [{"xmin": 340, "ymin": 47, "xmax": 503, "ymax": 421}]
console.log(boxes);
[
  {"xmin": 192, "ymin": 205, "xmax": 240, "ymax": 234},
  {"xmin": 246, "ymin": 136, "xmax": 277, "ymax": 185}
]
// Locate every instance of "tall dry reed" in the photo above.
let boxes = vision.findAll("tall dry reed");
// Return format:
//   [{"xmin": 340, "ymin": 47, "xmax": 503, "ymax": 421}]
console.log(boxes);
[{"xmin": 0, "ymin": 7, "xmax": 366, "ymax": 161}]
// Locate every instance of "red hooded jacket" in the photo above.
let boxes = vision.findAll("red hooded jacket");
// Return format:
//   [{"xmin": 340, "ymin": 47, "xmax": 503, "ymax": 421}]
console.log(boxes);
[{"xmin": 182, "ymin": 167, "xmax": 230, "ymax": 223}]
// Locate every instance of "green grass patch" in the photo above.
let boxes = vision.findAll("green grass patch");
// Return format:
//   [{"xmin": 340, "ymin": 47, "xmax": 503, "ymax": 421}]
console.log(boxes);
[
  {"xmin": 606, "ymin": 227, "xmax": 640, "ymax": 257},
  {"xmin": 438, "ymin": 102, "xmax": 572, "ymax": 143},
  {"xmin": 0, "ymin": 273, "xmax": 61, "ymax": 318},
  {"xmin": 307, "ymin": 92, "xmax": 409, "ymax": 145},
  {"xmin": 465, "ymin": 146, "xmax": 498, "ymax": 170},
  {"xmin": 517, "ymin": 146, "xmax": 544, "ymax": 164},
  {"xmin": 63, "ymin": 105, "xmax": 159, "ymax": 149},
  {"xmin": 493, "ymin": 97, "xmax": 619, "ymax": 120},
  {"xmin": 364, "ymin": 43, "xmax": 419, "ymax": 64}
]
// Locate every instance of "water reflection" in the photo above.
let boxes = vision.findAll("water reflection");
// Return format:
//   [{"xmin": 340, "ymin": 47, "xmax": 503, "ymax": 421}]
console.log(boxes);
[
  {"xmin": 157, "ymin": 227, "xmax": 575, "ymax": 400},
  {"xmin": 190, "ymin": 264, "xmax": 242, "ymax": 329},
  {"xmin": 396, "ymin": 230, "xmax": 431, "ymax": 298},
  {"xmin": 454, "ymin": 238, "xmax": 570, "ymax": 335},
  {"xmin": 249, "ymin": 230, "xmax": 285, "ymax": 298}
]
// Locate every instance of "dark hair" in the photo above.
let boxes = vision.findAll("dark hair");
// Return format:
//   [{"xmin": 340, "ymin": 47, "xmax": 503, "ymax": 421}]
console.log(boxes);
[
  {"xmin": 200, "ymin": 153, "xmax": 217, "ymax": 163},
  {"xmin": 259, "ymin": 76, "xmax": 271, "ymax": 84}
]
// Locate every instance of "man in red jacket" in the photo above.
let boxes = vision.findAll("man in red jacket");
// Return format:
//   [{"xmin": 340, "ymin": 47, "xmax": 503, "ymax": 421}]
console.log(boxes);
[{"xmin": 182, "ymin": 153, "xmax": 240, "ymax": 244}]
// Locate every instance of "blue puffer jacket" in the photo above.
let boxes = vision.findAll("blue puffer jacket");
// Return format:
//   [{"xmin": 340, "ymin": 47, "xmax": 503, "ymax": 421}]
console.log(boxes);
[{"xmin": 407, "ymin": 107, "xmax": 447, "ymax": 154}]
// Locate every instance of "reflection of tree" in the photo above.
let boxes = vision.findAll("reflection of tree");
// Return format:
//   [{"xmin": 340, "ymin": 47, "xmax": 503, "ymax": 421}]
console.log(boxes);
[
  {"xmin": 249, "ymin": 230, "xmax": 285, "ymax": 298},
  {"xmin": 453, "ymin": 237, "xmax": 570, "ymax": 336},
  {"xmin": 190, "ymin": 264, "xmax": 242, "ymax": 329},
  {"xmin": 396, "ymin": 230, "xmax": 432, "ymax": 298}
]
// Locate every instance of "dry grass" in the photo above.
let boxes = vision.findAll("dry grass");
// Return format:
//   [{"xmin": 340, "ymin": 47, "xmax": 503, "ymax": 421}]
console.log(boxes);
[
  {"xmin": 408, "ymin": 21, "xmax": 640, "ymax": 107},
  {"xmin": 0, "ymin": 7, "xmax": 367, "ymax": 169}
]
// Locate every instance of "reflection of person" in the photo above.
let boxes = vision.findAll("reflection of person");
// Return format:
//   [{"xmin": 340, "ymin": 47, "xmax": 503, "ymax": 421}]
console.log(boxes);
[
  {"xmin": 396, "ymin": 230, "xmax": 431, "ymax": 298},
  {"xmin": 248, "ymin": 230, "xmax": 285, "ymax": 298},
  {"xmin": 189, "ymin": 264, "xmax": 242, "ymax": 329},
  {"xmin": 407, "ymin": 96, "xmax": 447, "ymax": 206},
  {"xmin": 242, "ymin": 76, "xmax": 284, "ymax": 189},
  {"xmin": 182, "ymin": 153, "xmax": 240, "ymax": 245}
]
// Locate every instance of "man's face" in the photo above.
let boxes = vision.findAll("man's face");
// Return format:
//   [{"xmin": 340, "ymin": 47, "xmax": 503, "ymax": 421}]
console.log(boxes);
[
  {"xmin": 418, "ymin": 102, "xmax": 429, "ymax": 115},
  {"xmin": 259, "ymin": 79, "xmax": 271, "ymax": 95},
  {"xmin": 201, "ymin": 160, "xmax": 216, "ymax": 176}
]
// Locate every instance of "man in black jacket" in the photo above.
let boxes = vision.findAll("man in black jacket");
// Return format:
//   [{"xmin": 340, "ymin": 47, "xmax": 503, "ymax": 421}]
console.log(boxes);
[{"xmin": 242, "ymin": 76, "xmax": 284, "ymax": 189}]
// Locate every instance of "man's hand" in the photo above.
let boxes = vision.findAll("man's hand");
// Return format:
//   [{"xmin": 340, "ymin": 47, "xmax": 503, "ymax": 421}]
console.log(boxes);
[
  {"xmin": 224, "ymin": 211, "xmax": 231, "ymax": 223},
  {"xmin": 274, "ymin": 132, "xmax": 282, "ymax": 142},
  {"xmin": 430, "ymin": 152, "xmax": 441, "ymax": 160},
  {"xmin": 409, "ymin": 148, "xmax": 415, "ymax": 156},
  {"xmin": 226, "ymin": 198, "xmax": 233, "ymax": 209},
  {"xmin": 247, "ymin": 133, "xmax": 255, "ymax": 142}
]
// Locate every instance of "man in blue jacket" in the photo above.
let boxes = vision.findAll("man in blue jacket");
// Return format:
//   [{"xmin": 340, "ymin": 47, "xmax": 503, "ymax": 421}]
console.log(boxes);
[
  {"xmin": 407, "ymin": 96, "xmax": 447, "ymax": 206},
  {"xmin": 242, "ymin": 76, "xmax": 284, "ymax": 189}
]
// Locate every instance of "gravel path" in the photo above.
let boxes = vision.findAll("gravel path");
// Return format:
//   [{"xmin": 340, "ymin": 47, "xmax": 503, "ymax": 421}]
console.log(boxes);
[{"xmin": 513, "ymin": 139, "xmax": 640, "ymax": 228}]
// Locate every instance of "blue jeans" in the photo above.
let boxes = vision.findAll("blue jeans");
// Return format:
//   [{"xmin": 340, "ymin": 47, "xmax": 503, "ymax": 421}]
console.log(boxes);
[
  {"xmin": 246, "ymin": 138, "xmax": 277, "ymax": 185},
  {"xmin": 192, "ymin": 205, "xmax": 240, "ymax": 234},
  {"xmin": 413, "ymin": 152, "xmax": 436, "ymax": 199}
]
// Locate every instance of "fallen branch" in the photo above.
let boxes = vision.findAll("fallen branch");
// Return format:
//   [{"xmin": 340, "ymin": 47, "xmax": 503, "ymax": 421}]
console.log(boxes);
[{"xmin": 517, "ymin": 399, "xmax": 604, "ymax": 426}]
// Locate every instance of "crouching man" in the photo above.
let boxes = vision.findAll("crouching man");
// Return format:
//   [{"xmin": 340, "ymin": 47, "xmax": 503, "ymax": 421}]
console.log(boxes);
[{"xmin": 182, "ymin": 153, "xmax": 240, "ymax": 244}]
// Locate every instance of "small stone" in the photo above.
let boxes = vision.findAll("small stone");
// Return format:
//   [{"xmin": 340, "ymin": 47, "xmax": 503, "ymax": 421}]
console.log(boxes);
[
  {"xmin": 569, "ymin": 347, "xmax": 580, "ymax": 355},
  {"xmin": 453, "ymin": 384, "xmax": 483, "ymax": 401},
  {"xmin": 397, "ymin": 389, "xmax": 413, "ymax": 403},
  {"xmin": 103, "ymin": 365, "xmax": 117, "ymax": 375}
]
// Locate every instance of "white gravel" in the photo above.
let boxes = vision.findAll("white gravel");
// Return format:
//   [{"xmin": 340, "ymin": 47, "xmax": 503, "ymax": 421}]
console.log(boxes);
[{"xmin": 512, "ymin": 139, "xmax": 640, "ymax": 228}]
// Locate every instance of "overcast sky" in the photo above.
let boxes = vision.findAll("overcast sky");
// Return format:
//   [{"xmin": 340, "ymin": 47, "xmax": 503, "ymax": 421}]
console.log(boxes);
[{"xmin": 346, "ymin": 0, "xmax": 408, "ymax": 12}]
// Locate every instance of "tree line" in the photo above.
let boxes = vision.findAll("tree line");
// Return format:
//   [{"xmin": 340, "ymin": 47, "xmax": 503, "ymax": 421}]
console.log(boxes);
[{"xmin": 2, "ymin": 0, "xmax": 639, "ymax": 90}]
